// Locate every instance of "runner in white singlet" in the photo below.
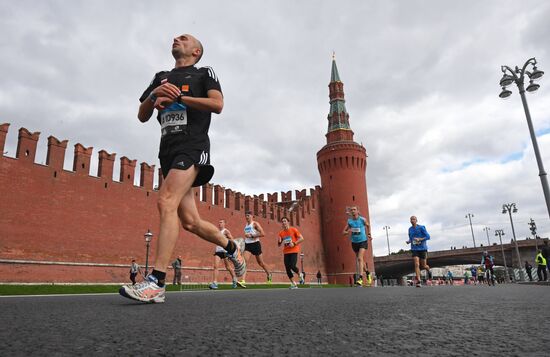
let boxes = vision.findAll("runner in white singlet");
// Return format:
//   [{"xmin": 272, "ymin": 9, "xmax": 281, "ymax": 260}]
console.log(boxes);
[
  {"xmin": 239, "ymin": 211, "xmax": 272, "ymax": 286},
  {"xmin": 209, "ymin": 219, "xmax": 238, "ymax": 289}
]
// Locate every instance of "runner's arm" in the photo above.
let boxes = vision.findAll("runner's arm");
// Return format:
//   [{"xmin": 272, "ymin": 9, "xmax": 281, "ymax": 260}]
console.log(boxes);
[
  {"xmin": 421, "ymin": 226, "xmax": 430, "ymax": 240},
  {"xmin": 224, "ymin": 229, "xmax": 234, "ymax": 240},
  {"xmin": 180, "ymin": 89, "xmax": 224, "ymax": 114},
  {"xmin": 253, "ymin": 222, "xmax": 265, "ymax": 238},
  {"xmin": 342, "ymin": 223, "xmax": 350, "ymax": 235},
  {"xmin": 293, "ymin": 233, "xmax": 304, "ymax": 246},
  {"xmin": 138, "ymin": 82, "xmax": 180, "ymax": 122}
]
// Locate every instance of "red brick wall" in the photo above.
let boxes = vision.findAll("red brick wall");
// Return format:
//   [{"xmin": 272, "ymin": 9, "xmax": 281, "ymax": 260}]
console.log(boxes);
[{"xmin": 0, "ymin": 125, "xmax": 326, "ymax": 284}]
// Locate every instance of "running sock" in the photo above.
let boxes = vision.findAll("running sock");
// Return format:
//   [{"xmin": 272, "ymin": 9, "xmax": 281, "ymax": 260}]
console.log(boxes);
[
  {"xmin": 225, "ymin": 240, "xmax": 236, "ymax": 255},
  {"xmin": 151, "ymin": 270, "xmax": 166, "ymax": 287}
]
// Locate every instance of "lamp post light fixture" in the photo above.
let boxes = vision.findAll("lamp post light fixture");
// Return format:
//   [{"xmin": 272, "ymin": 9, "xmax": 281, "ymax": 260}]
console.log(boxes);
[
  {"xmin": 499, "ymin": 58, "xmax": 550, "ymax": 219},
  {"xmin": 383, "ymin": 225, "xmax": 391, "ymax": 255},
  {"xmin": 465, "ymin": 213, "xmax": 476, "ymax": 248},
  {"xmin": 502, "ymin": 203, "xmax": 524, "ymax": 281},
  {"xmin": 528, "ymin": 218, "xmax": 538, "ymax": 250},
  {"xmin": 144, "ymin": 229, "xmax": 153, "ymax": 276},
  {"xmin": 482, "ymin": 226, "xmax": 491, "ymax": 246},
  {"xmin": 494, "ymin": 229, "xmax": 509, "ymax": 283}
]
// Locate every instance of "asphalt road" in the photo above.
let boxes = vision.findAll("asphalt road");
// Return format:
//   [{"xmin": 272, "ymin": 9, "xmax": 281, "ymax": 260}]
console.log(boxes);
[{"xmin": 1, "ymin": 284, "xmax": 549, "ymax": 356}]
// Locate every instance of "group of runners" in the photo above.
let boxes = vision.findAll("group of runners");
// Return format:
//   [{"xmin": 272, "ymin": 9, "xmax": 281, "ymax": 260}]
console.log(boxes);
[
  {"xmin": 207, "ymin": 204, "xmax": 372, "ymax": 291},
  {"xmin": 117, "ymin": 33, "xmax": 431, "ymax": 303},
  {"xmin": 208, "ymin": 212, "xmax": 305, "ymax": 290}
]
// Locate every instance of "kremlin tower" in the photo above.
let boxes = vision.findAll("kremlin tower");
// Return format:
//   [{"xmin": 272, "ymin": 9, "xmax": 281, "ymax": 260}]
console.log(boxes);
[{"xmin": 317, "ymin": 57, "xmax": 374, "ymax": 284}]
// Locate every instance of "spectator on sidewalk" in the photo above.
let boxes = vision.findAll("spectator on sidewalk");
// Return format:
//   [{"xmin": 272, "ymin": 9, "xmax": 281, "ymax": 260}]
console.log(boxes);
[
  {"xmin": 316, "ymin": 270, "xmax": 322, "ymax": 285},
  {"xmin": 536, "ymin": 250, "xmax": 547, "ymax": 282},
  {"xmin": 541, "ymin": 239, "xmax": 550, "ymax": 276},
  {"xmin": 172, "ymin": 256, "xmax": 182, "ymax": 285},
  {"xmin": 129, "ymin": 259, "xmax": 142, "ymax": 285}
]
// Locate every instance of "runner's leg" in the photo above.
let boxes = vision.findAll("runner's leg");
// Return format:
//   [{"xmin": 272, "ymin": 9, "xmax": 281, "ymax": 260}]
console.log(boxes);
[
  {"xmin": 255, "ymin": 254, "xmax": 270, "ymax": 276},
  {"xmin": 153, "ymin": 167, "xmax": 198, "ymax": 281},
  {"xmin": 413, "ymin": 256, "xmax": 421, "ymax": 283},
  {"xmin": 213, "ymin": 255, "xmax": 221, "ymax": 283},
  {"xmin": 358, "ymin": 247, "xmax": 366, "ymax": 282},
  {"xmin": 240, "ymin": 251, "xmax": 252, "ymax": 282}
]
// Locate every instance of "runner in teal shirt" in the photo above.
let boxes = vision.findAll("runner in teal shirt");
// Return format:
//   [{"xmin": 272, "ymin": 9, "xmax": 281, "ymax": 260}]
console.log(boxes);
[{"xmin": 343, "ymin": 206, "xmax": 370, "ymax": 286}]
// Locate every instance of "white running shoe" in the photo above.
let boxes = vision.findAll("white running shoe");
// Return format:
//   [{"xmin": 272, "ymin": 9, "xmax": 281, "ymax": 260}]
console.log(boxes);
[
  {"xmin": 289, "ymin": 284, "xmax": 298, "ymax": 290},
  {"xmin": 227, "ymin": 238, "xmax": 247, "ymax": 277},
  {"xmin": 209, "ymin": 282, "xmax": 218, "ymax": 290},
  {"xmin": 119, "ymin": 275, "xmax": 165, "ymax": 303}
]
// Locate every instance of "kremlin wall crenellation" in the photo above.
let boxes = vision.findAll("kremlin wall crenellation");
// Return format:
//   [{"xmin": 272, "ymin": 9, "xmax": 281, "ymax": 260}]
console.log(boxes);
[{"xmin": 0, "ymin": 123, "xmax": 327, "ymax": 283}]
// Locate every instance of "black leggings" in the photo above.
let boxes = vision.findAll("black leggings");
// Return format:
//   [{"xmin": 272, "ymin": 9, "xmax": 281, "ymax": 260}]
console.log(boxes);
[{"xmin": 284, "ymin": 253, "xmax": 300, "ymax": 279}]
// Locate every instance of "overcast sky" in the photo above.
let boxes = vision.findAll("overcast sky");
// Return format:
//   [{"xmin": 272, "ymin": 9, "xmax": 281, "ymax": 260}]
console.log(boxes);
[{"xmin": 2, "ymin": 0, "xmax": 550, "ymax": 257}]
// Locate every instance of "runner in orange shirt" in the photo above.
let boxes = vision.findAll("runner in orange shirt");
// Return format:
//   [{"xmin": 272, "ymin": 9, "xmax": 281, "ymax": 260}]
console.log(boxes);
[{"xmin": 278, "ymin": 217, "xmax": 305, "ymax": 289}]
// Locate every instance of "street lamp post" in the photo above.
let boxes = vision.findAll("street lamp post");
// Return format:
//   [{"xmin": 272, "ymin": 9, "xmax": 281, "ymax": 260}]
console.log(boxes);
[
  {"xmin": 482, "ymin": 227, "xmax": 491, "ymax": 246},
  {"xmin": 383, "ymin": 226, "xmax": 391, "ymax": 255},
  {"xmin": 144, "ymin": 229, "xmax": 153, "ymax": 276},
  {"xmin": 502, "ymin": 203, "xmax": 524, "ymax": 281},
  {"xmin": 465, "ymin": 213, "xmax": 476, "ymax": 248},
  {"xmin": 499, "ymin": 58, "xmax": 550, "ymax": 219},
  {"xmin": 494, "ymin": 229, "xmax": 509, "ymax": 283}
]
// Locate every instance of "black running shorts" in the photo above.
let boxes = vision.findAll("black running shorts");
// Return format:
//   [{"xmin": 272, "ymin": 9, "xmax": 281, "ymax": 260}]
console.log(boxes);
[
  {"xmin": 159, "ymin": 147, "xmax": 214, "ymax": 187},
  {"xmin": 351, "ymin": 240, "xmax": 368, "ymax": 253},
  {"xmin": 245, "ymin": 241, "xmax": 262, "ymax": 256},
  {"xmin": 411, "ymin": 250, "xmax": 428, "ymax": 259}
]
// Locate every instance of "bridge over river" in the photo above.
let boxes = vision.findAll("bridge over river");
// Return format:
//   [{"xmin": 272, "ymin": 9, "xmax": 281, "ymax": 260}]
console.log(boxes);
[{"xmin": 374, "ymin": 238, "xmax": 544, "ymax": 278}]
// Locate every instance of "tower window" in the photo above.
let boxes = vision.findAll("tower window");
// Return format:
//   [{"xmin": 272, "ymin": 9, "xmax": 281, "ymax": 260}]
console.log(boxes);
[{"xmin": 352, "ymin": 195, "xmax": 355, "ymax": 201}]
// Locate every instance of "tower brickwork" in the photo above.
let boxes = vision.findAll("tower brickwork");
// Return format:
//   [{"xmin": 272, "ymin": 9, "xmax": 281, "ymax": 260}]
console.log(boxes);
[{"xmin": 317, "ymin": 58, "xmax": 374, "ymax": 284}]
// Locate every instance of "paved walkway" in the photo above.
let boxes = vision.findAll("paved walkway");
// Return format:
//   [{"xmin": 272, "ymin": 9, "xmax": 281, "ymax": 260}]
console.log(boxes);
[{"xmin": 1, "ymin": 284, "xmax": 548, "ymax": 356}]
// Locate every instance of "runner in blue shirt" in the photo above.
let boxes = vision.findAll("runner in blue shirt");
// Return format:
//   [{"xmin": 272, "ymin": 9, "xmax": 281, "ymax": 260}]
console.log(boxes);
[
  {"xmin": 343, "ymin": 206, "xmax": 370, "ymax": 286},
  {"xmin": 406, "ymin": 215, "xmax": 432, "ymax": 287}
]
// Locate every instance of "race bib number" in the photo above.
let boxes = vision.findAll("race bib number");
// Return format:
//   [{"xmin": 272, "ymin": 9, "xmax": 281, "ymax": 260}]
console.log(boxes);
[
  {"xmin": 282, "ymin": 236, "xmax": 292, "ymax": 246},
  {"xmin": 160, "ymin": 103, "xmax": 187, "ymax": 137},
  {"xmin": 350, "ymin": 228, "xmax": 361, "ymax": 235}
]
